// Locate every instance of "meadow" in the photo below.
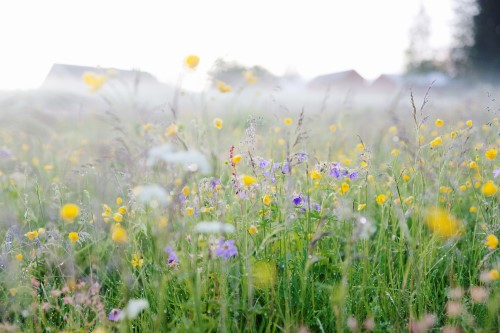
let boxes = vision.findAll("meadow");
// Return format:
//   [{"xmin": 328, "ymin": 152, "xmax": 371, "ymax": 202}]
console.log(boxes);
[{"xmin": 0, "ymin": 58, "xmax": 498, "ymax": 332}]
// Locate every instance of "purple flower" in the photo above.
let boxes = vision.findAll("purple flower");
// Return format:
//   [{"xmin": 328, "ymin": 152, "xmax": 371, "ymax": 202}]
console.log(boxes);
[
  {"xmin": 109, "ymin": 308, "xmax": 122, "ymax": 322},
  {"xmin": 215, "ymin": 239, "xmax": 238, "ymax": 260},
  {"xmin": 178, "ymin": 194, "xmax": 187, "ymax": 203},
  {"xmin": 272, "ymin": 162, "xmax": 282, "ymax": 172},
  {"xmin": 210, "ymin": 178, "xmax": 221, "ymax": 189},
  {"xmin": 330, "ymin": 163, "xmax": 342, "ymax": 178},
  {"xmin": 258, "ymin": 158, "xmax": 270, "ymax": 169},
  {"xmin": 295, "ymin": 152, "xmax": 308, "ymax": 163},
  {"xmin": 281, "ymin": 162, "xmax": 290, "ymax": 174},
  {"xmin": 494, "ymin": 168, "xmax": 500, "ymax": 178},
  {"xmin": 299, "ymin": 208, "xmax": 307, "ymax": 213},
  {"xmin": 165, "ymin": 246, "xmax": 178, "ymax": 265},
  {"xmin": 349, "ymin": 171, "xmax": 359, "ymax": 180},
  {"xmin": 314, "ymin": 203, "xmax": 321, "ymax": 211},
  {"xmin": 292, "ymin": 193, "xmax": 304, "ymax": 206}
]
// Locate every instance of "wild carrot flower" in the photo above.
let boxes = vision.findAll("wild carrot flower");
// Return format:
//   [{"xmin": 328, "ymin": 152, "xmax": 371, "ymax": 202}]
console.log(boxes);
[
  {"xmin": 184, "ymin": 55, "xmax": 200, "ymax": 69},
  {"xmin": 213, "ymin": 118, "xmax": 223, "ymax": 129},
  {"xmin": 68, "ymin": 232, "xmax": 79, "ymax": 244},
  {"xmin": 424, "ymin": 207, "xmax": 463, "ymax": 239},
  {"xmin": 60, "ymin": 203, "xmax": 80, "ymax": 223},
  {"xmin": 215, "ymin": 80, "xmax": 232, "ymax": 93},
  {"xmin": 215, "ymin": 239, "xmax": 238, "ymax": 260},
  {"xmin": 485, "ymin": 234, "xmax": 498, "ymax": 250}
]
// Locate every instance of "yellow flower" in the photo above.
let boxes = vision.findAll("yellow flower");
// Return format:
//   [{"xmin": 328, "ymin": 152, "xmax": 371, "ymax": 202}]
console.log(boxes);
[
  {"xmin": 277, "ymin": 138, "xmax": 285, "ymax": 145},
  {"xmin": 248, "ymin": 225, "xmax": 258, "ymax": 235},
  {"xmin": 215, "ymin": 80, "xmax": 232, "ymax": 93},
  {"xmin": 482, "ymin": 181, "xmax": 498, "ymax": 196},
  {"xmin": 376, "ymin": 194, "xmax": 387, "ymax": 205},
  {"xmin": 466, "ymin": 120, "xmax": 473, "ymax": 128},
  {"xmin": 357, "ymin": 203, "xmax": 366, "ymax": 211},
  {"xmin": 68, "ymin": 232, "xmax": 79, "ymax": 244},
  {"xmin": 243, "ymin": 70, "xmax": 257, "ymax": 84},
  {"xmin": 118, "ymin": 206, "xmax": 127, "ymax": 215},
  {"xmin": 213, "ymin": 118, "xmax": 223, "ymax": 129},
  {"xmin": 116, "ymin": 197, "xmax": 123, "ymax": 205},
  {"xmin": 469, "ymin": 161, "xmax": 478, "ymax": 169},
  {"xmin": 402, "ymin": 174, "xmax": 411, "ymax": 182},
  {"xmin": 242, "ymin": 174, "xmax": 257, "ymax": 186},
  {"xmin": 450, "ymin": 131, "xmax": 456, "ymax": 139},
  {"xmin": 367, "ymin": 175, "xmax": 374, "ymax": 182},
  {"xmin": 489, "ymin": 269, "xmax": 499, "ymax": 280},
  {"xmin": 165, "ymin": 124, "xmax": 178, "ymax": 136},
  {"xmin": 469, "ymin": 206, "xmax": 477, "ymax": 213},
  {"xmin": 391, "ymin": 149, "xmax": 399, "ymax": 157},
  {"xmin": 389, "ymin": 126, "xmax": 397, "ymax": 134},
  {"xmin": 111, "ymin": 224, "xmax": 128, "ymax": 244},
  {"xmin": 143, "ymin": 123, "xmax": 153, "ymax": 132},
  {"xmin": 102, "ymin": 204, "xmax": 112, "ymax": 217},
  {"xmin": 82, "ymin": 72, "xmax": 106, "ymax": 92},
  {"xmin": 425, "ymin": 207, "xmax": 462, "ymax": 239},
  {"xmin": 284, "ymin": 118, "xmax": 292, "ymax": 126},
  {"xmin": 262, "ymin": 194, "xmax": 271, "ymax": 206},
  {"xmin": 435, "ymin": 119, "xmax": 444, "ymax": 127},
  {"xmin": 404, "ymin": 196, "xmax": 414, "ymax": 205},
  {"xmin": 339, "ymin": 182, "xmax": 350, "ymax": 194},
  {"xmin": 186, "ymin": 207, "xmax": 195, "ymax": 216},
  {"xmin": 131, "ymin": 254, "xmax": 144, "ymax": 268},
  {"xmin": 459, "ymin": 185, "xmax": 466, "ymax": 191},
  {"xmin": 485, "ymin": 148, "xmax": 497, "ymax": 160},
  {"xmin": 329, "ymin": 124, "xmax": 337, "ymax": 132},
  {"xmin": 15, "ymin": 253, "xmax": 23, "ymax": 261},
  {"xmin": 60, "ymin": 204, "xmax": 80, "ymax": 223},
  {"xmin": 113, "ymin": 213, "xmax": 123, "ymax": 222},
  {"xmin": 182, "ymin": 186, "xmax": 190, "ymax": 197},
  {"xmin": 310, "ymin": 169, "xmax": 322, "ymax": 180},
  {"xmin": 485, "ymin": 234, "xmax": 498, "ymax": 249},
  {"xmin": 430, "ymin": 136, "xmax": 443, "ymax": 148},
  {"xmin": 231, "ymin": 155, "xmax": 242, "ymax": 164},
  {"xmin": 184, "ymin": 55, "xmax": 200, "ymax": 69}
]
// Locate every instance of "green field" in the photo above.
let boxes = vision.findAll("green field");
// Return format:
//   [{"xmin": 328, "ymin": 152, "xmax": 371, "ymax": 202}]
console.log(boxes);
[{"xmin": 0, "ymin": 72, "xmax": 498, "ymax": 332}]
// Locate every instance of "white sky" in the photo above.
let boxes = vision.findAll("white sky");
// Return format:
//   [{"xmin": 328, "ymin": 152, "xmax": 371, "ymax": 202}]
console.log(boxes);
[{"xmin": 0, "ymin": 0, "xmax": 455, "ymax": 90}]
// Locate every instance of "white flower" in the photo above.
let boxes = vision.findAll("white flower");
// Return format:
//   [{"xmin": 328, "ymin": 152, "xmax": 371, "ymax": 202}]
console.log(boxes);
[
  {"xmin": 132, "ymin": 184, "xmax": 169, "ymax": 207},
  {"xmin": 147, "ymin": 144, "xmax": 211, "ymax": 174},
  {"xmin": 194, "ymin": 221, "xmax": 235, "ymax": 234},
  {"xmin": 117, "ymin": 299, "xmax": 149, "ymax": 320}
]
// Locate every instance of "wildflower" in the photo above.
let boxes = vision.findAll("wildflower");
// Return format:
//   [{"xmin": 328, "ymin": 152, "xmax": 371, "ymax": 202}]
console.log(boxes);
[
  {"xmin": 450, "ymin": 131, "xmax": 456, "ymax": 139},
  {"xmin": 485, "ymin": 148, "xmax": 497, "ymax": 160},
  {"xmin": 182, "ymin": 186, "xmax": 190, "ymax": 197},
  {"xmin": 132, "ymin": 184, "xmax": 170, "ymax": 207},
  {"xmin": 470, "ymin": 286, "xmax": 488, "ymax": 303},
  {"xmin": 404, "ymin": 196, "xmax": 414, "ymax": 205},
  {"xmin": 165, "ymin": 245, "xmax": 178, "ymax": 265},
  {"xmin": 111, "ymin": 224, "xmax": 128, "ymax": 244},
  {"xmin": 215, "ymin": 80, "xmax": 232, "ymax": 93},
  {"xmin": 242, "ymin": 174, "xmax": 257, "ymax": 186},
  {"xmin": 83, "ymin": 72, "xmax": 106, "ymax": 92},
  {"xmin": 60, "ymin": 203, "xmax": 80, "ymax": 223},
  {"xmin": 243, "ymin": 70, "xmax": 257, "ymax": 84},
  {"xmin": 118, "ymin": 206, "xmax": 127, "ymax": 215},
  {"xmin": 435, "ymin": 119, "xmax": 444, "ymax": 127},
  {"xmin": 357, "ymin": 203, "xmax": 366, "ymax": 211},
  {"xmin": 459, "ymin": 185, "xmax": 466, "ymax": 191},
  {"xmin": 231, "ymin": 154, "xmax": 242, "ymax": 164},
  {"xmin": 194, "ymin": 221, "xmax": 235, "ymax": 233},
  {"xmin": 186, "ymin": 207, "xmax": 195, "ymax": 216},
  {"xmin": 248, "ymin": 225, "xmax": 258, "ymax": 235},
  {"xmin": 165, "ymin": 124, "xmax": 178, "ymax": 136},
  {"xmin": 113, "ymin": 213, "xmax": 123, "ymax": 222},
  {"xmin": 349, "ymin": 170, "xmax": 359, "ymax": 180},
  {"xmin": 429, "ymin": 136, "xmax": 443, "ymax": 148},
  {"xmin": 15, "ymin": 253, "xmax": 23, "ymax": 261},
  {"xmin": 213, "ymin": 118, "xmax": 223, "ymax": 129},
  {"xmin": 292, "ymin": 193, "xmax": 304, "ymax": 206},
  {"xmin": 68, "ymin": 232, "xmax": 79, "ymax": 244},
  {"xmin": 403, "ymin": 174, "xmax": 411, "ymax": 182},
  {"xmin": 102, "ymin": 204, "xmax": 112, "ymax": 217},
  {"xmin": 111, "ymin": 299, "xmax": 149, "ymax": 321},
  {"xmin": 485, "ymin": 234, "xmax": 498, "ymax": 249},
  {"xmin": 494, "ymin": 168, "xmax": 500, "ymax": 178},
  {"xmin": 424, "ymin": 207, "xmax": 462, "ymax": 239},
  {"xmin": 25, "ymin": 230, "xmax": 39, "ymax": 240},
  {"xmin": 184, "ymin": 55, "xmax": 200, "ymax": 69},
  {"xmin": 469, "ymin": 206, "xmax": 477, "ymax": 213},
  {"xmin": 329, "ymin": 124, "xmax": 337, "ymax": 132},
  {"xmin": 143, "ymin": 123, "xmax": 153, "ymax": 132},
  {"xmin": 131, "ymin": 254, "xmax": 144, "ymax": 268},
  {"xmin": 262, "ymin": 194, "xmax": 271, "ymax": 206},
  {"xmin": 376, "ymin": 194, "xmax": 387, "ymax": 205},
  {"xmin": 391, "ymin": 149, "xmax": 399, "ymax": 157},
  {"xmin": 469, "ymin": 161, "xmax": 478, "ymax": 169},
  {"xmin": 116, "ymin": 197, "xmax": 123, "ymax": 205},
  {"xmin": 215, "ymin": 239, "xmax": 238, "ymax": 259},
  {"xmin": 482, "ymin": 180, "xmax": 498, "ymax": 196},
  {"xmin": 489, "ymin": 269, "xmax": 499, "ymax": 281},
  {"xmin": 284, "ymin": 118, "xmax": 292, "ymax": 126},
  {"xmin": 339, "ymin": 182, "xmax": 350, "ymax": 194},
  {"xmin": 108, "ymin": 309, "xmax": 122, "ymax": 322},
  {"xmin": 466, "ymin": 120, "xmax": 473, "ymax": 128},
  {"xmin": 310, "ymin": 169, "xmax": 322, "ymax": 180}
]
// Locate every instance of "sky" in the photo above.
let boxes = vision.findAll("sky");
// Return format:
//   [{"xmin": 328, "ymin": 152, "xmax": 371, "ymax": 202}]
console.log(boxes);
[{"xmin": 0, "ymin": 0, "xmax": 456, "ymax": 91}]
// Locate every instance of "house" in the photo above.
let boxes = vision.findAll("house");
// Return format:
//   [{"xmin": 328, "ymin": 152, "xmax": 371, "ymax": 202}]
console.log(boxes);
[
  {"xmin": 308, "ymin": 70, "xmax": 366, "ymax": 90},
  {"xmin": 371, "ymin": 72, "xmax": 451, "ymax": 92}
]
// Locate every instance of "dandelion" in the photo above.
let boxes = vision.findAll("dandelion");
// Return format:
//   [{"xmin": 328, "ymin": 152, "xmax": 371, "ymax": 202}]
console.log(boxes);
[
  {"xmin": 184, "ymin": 55, "xmax": 200, "ymax": 69},
  {"xmin": 242, "ymin": 174, "xmax": 257, "ymax": 186},
  {"xmin": 262, "ymin": 194, "xmax": 271, "ymax": 206},
  {"xmin": 469, "ymin": 161, "xmax": 478, "ymax": 169},
  {"xmin": 466, "ymin": 119, "xmax": 473, "ymax": 128},
  {"xmin": 284, "ymin": 118, "xmax": 292, "ymax": 126},
  {"xmin": 429, "ymin": 136, "xmax": 443, "ymax": 148},
  {"xmin": 68, "ymin": 232, "xmax": 79, "ymax": 244},
  {"xmin": 485, "ymin": 234, "xmax": 498, "ymax": 250},
  {"xmin": 111, "ymin": 224, "xmax": 128, "ymax": 244},
  {"xmin": 450, "ymin": 131, "xmax": 456, "ymax": 139},
  {"xmin": 435, "ymin": 119, "xmax": 444, "ymax": 127},
  {"xmin": 403, "ymin": 174, "xmax": 411, "ymax": 182},
  {"xmin": 485, "ymin": 148, "xmax": 497, "ymax": 160},
  {"xmin": 376, "ymin": 194, "xmax": 387, "ymax": 205},
  {"xmin": 215, "ymin": 239, "xmax": 238, "ymax": 260},
  {"xmin": 25, "ymin": 230, "xmax": 39, "ymax": 240},
  {"xmin": 213, "ymin": 118, "xmax": 223, "ymax": 129},
  {"xmin": 424, "ymin": 207, "xmax": 462, "ymax": 239},
  {"xmin": 118, "ymin": 206, "xmax": 127, "ymax": 215},
  {"xmin": 248, "ymin": 225, "xmax": 258, "ymax": 235},
  {"xmin": 131, "ymin": 254, "xmax": 144, "ymax": 268},
  {"xmin": 15, "ymin": 253, "xmax": 23, "ymax": 261},
  {"xmin": 489, "ymin": 269, "xmax": 499, "ymax": 281},
  {"xmin": 215, "ymin": 80, "xmax": 232, "ymax": 93},
  {"xmin": 60, "ymin": 203, "xmax": 80, "ymax": 223},
  {"xmin": 481, "ymin": 180, "xmax": 498, "ymax": 196}
]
